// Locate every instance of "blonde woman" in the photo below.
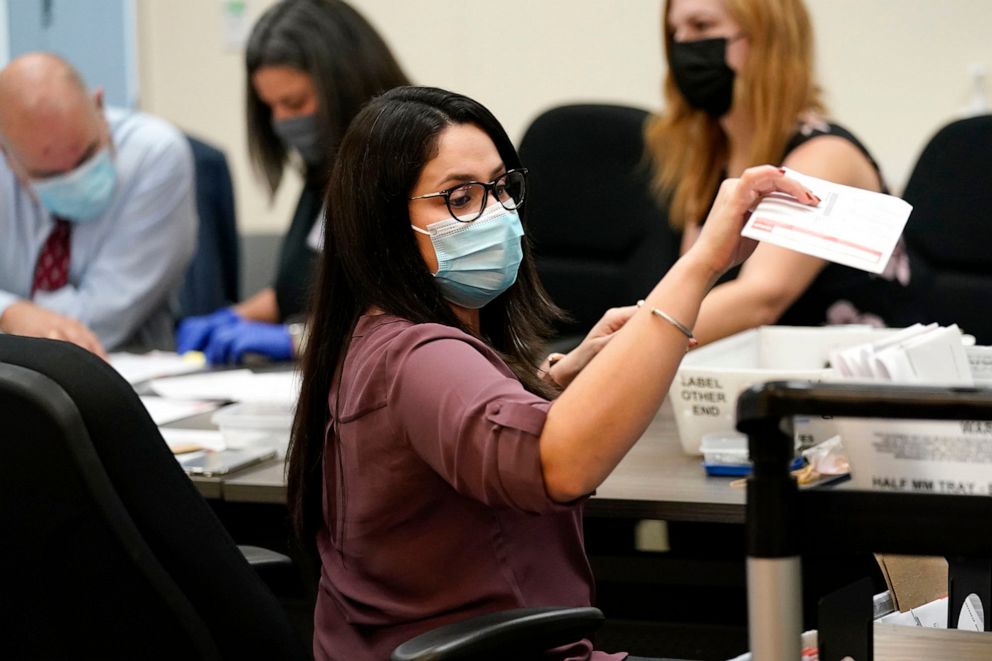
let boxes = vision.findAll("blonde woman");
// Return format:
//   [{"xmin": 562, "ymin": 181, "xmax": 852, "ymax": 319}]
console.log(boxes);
[{"xmin": 647, "ymin": 0, "xmax": 917, "ymax": 346}]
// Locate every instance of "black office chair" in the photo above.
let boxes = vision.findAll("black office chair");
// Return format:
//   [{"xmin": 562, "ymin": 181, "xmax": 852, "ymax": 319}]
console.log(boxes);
[
  {"xmin": 519, "ymin": 104, "xmax": 680, "ymax": 347},
  {"xmin": 901, "ymin": 114, "xmax": 992, "ymax": 344},
  {"xmin": 182, "ymin": 135, "xmax": 241, "ymax": 319},
  {"xmin": 0, "ymin": 334, "xmax": 306, "ymax": 659},
  {"xmin": 0, "ymin": 335, "xmax": 603, "ymax": 659},
  {"xmin": 391, "ymin": 606, "xmax": 605, "ymax": 661}
]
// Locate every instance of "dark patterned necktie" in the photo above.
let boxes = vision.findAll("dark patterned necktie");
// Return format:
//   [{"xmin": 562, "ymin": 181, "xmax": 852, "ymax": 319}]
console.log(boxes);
[{"xmin": 31, "ymin": 217, "xmax": 72, "ymax": 294}]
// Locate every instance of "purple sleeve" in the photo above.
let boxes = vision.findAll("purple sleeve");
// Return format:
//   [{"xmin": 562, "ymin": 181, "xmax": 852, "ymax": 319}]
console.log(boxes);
[{"xmin": 387, "ymin": 329, "xmax": 573, "ymax": 514}]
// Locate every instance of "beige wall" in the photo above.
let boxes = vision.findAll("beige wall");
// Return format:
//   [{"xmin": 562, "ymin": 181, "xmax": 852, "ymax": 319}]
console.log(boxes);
[
  {"xmin": 138, "ymin": 0, "xmax": 303, "ymax": 238},
  {"xmin": 137, "ymin": 0, "xmax": 991, "ymax": 235}
]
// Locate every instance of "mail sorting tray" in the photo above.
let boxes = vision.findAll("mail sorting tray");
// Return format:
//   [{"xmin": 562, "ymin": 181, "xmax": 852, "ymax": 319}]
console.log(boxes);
[{"xmin": 736, "ymin": 380, "xmax": 992, "ymax": 661}]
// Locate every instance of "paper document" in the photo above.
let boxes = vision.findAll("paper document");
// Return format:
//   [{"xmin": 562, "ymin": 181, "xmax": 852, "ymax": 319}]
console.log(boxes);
[
  {"xmin": 966, "ymin": 345, "xmax": 992, "ymax": 386},
  {"xmin": 827, "ymin": 323, "xmax": 974, "ymax": 386},
  {"xmin": 742, "ymin": 168, "xmax": 913, "ymax": 274},
  {"xmin": 110, "ymin": 351, "xmax": 206, "ymax": 385},
  {"xmin": 150, "ymin": 369, "xmax": 300, "ymax": 406},
  {"xmin": 139, "ymin": 396, "xmax": 220, "ymax": 425},
  {"xmin": 875, "ymin": 325, "xmax": 973, "ymax": 385},
  {"xmin": 876, "ymin": 595, "xmax": 984, "ymax": 631}
]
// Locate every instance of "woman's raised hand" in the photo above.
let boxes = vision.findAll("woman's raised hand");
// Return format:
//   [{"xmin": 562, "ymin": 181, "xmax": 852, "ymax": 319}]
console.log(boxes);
[{"xmin": 691, "ymin": 165, "xmax": 821, "ymax": 276}]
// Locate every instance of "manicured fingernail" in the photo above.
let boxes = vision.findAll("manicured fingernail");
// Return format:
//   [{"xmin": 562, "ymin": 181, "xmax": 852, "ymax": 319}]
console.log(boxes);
[{"xmin": 778, "ymin": 167, "xmax": 786, "ymax": 174}]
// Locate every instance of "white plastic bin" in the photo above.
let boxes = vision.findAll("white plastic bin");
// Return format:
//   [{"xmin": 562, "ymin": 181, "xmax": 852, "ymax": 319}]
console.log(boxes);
[
  {"xmin": 670, "ymin": 325, "xmax": 898, "ymax": 455},
  {"xmin": 212, "ymin": 401, "xmax": 295, "ymax": 459}
]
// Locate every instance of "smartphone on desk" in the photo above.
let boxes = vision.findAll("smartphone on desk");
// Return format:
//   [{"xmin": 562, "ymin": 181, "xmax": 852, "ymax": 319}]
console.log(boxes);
[{"xmin": 178, "ymin": 447, "xmax": 276, "ymax": 477}]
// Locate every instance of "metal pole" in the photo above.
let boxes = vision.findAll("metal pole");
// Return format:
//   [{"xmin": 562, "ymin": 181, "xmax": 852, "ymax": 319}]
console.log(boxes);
[{"xmin": 748, "ymin": 556, "xmax": 803, "ymax": 661}]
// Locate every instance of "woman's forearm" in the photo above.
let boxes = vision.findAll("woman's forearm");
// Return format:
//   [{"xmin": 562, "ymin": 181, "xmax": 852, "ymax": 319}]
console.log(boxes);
[
  {"xmin": 694, "ymin": 247, "xmax": 829, "ymax": 346},
  {"xmin": 693, "ymin": 279, "xmax": 784, "ymax": 346},
  {"xmin": 539, "ymin": 253, "xmax": 718, "ymax": 502}
]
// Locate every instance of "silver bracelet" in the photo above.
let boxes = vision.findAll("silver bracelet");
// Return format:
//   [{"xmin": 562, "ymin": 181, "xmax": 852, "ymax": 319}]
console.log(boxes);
[{"xmin": 636, "ymin": 300, "xmax": 698, "ymax": 348}]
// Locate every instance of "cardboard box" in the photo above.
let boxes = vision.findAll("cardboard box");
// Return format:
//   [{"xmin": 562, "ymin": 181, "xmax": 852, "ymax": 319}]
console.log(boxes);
[{"xmin": 875, "ymin": 554, "xmax": 948, "ymax": 613}]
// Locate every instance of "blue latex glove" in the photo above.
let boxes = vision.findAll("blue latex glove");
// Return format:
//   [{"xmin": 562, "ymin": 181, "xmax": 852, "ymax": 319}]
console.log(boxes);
[
  {"xmin": 176, "ymin": 308, "xmax": 240, "ymax": 354},
  {"xmin": 203, "ymin": 320, "xmax": 293, "ymax": 365}
]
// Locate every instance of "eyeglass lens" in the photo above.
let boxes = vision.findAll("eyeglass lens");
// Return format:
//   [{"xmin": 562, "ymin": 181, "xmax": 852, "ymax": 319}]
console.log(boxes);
[{"xmin": 448, "ymin": 171, "xmax": 526, "ymax": 221}]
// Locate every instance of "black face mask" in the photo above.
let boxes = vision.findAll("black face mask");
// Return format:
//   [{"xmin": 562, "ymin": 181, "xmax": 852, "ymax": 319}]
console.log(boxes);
[{"xmin": 668, "ymin": 37, "xmax": 736, "ymax": 118}]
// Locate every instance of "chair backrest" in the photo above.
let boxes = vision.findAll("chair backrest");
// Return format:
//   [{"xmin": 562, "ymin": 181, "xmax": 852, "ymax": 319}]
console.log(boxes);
[
  {"xmin": 519, "ymin": 104, "xmax": 679, "ymax": 337},
  {"xmin": 0, "ymin": 335, "xmax": 304, "ymax": 660},
  {"xmin": 902, "ymin": 114, "xmax": 992, "ymax": 271},
  {"xmin": 900, "ymin": 115, "xmax": 992, "ymax": 342},
  {"xmin": 182, "ymin": 135, "xmax": 241, "ymax": 318}
]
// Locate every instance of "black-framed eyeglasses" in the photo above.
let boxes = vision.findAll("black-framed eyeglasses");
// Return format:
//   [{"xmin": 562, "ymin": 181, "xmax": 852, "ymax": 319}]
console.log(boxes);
[{"xmin": 409, "ymin": 168, "xmax": 528, "ymax": 222}]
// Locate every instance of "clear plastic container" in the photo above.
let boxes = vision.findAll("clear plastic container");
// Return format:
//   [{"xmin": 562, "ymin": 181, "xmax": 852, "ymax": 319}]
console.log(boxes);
[
  {"xmin": 699, "ymin": 431, "xmax": 749, "ymax": 466},
  {"xmin": 700, "ymin": 431, "xmax": 804, "ymax": 477},
  {"xmin": 211, "ymin": 401, "xmax": 294, "ymax": 459}
]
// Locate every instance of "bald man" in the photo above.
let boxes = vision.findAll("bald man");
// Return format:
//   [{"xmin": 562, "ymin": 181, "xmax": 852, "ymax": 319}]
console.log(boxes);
[{"xmin": 0, "ymin": 53, "xmax": 196, "ymax": 354}]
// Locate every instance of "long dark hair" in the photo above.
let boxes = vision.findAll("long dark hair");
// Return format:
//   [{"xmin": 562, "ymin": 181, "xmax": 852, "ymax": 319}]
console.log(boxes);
[
  {"xmin": 287, "ymin": 86, "xmax": 562, "ymax": 544},
  {"xmin": 245, "ymin": 0, "xmax": 409, "ymax": 194}
]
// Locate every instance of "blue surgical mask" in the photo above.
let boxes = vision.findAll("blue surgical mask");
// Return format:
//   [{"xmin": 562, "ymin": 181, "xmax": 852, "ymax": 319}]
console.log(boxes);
[
  {"xmin": 412, "ymin": 203, "xmax": 525, "ymax": 309},
  {"xmin": 31, "ymin": 147, "xmax": 117, "ymax": 222}
]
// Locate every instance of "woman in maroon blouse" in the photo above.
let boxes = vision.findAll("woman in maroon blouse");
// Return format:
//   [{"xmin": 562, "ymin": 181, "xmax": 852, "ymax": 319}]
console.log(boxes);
[{"xmin": 287, "ymin": 86, "xmax": 819, "ymax": 660}]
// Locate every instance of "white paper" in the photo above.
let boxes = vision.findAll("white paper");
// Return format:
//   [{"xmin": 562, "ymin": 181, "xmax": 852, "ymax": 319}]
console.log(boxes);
[
  {"xmin": 742, "ymin": 168, "xmax": 913, "ymax": 274},
  {"xmin": 861, "ymin": 323, "xmax": 937, "ymax": 380},
  {"xmin": 828, "ymin": 323, "xmax": 973, "ymax": 385},
  {"xmin": 726, "ymin": 630, "xmax": 819, "ymax": 661},
  {"xmin": 877, "ymin": 597, "xmax": 948, "ymax": 628},
  {"xmin": 967, "ymin": 346, "xmax": 992, "ymax": 386},
  {"xmin": 139, "ymin": 396, "xmax": 220, "ymax": 425},
  {"xmin": 149, "ymin": 369, "xmax": 300, "ymax": 406},
  {"xmin": 876, "ymin": 595, "xmax": 984, "ymax": 632},
  {"xmin": 110, "ymin": 351, "xmax": 206, "ymax": 385},
  {"xmin": 874, "ymin": 325, "xmax": 973, "ymax": 386},
  {"xmin": 841, "ymin": 417, "xmax": 992, "ymax": 494},
  {"xmin": 826, "ymin": 323, "xmax": 937, "ymax": 380}
]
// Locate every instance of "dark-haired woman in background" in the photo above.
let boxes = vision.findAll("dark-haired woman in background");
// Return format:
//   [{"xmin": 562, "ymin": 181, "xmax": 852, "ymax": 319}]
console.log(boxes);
[
  {"xmin": 287, "ymin": 85, "xmax": 820, "ymax": 660},
  {"xmin": 177, "ymin": 0, "xmax": 409, "ymax": 363}
]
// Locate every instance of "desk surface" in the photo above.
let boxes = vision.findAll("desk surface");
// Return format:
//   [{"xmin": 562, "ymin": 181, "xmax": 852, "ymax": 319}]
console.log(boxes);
[
  {"xmin": 587, "ymin": 401, "xmax": 745, "ymax": 523},
  {"xmin": 190, "ymin": 400, "xmax": 746, "ymax": 524}
]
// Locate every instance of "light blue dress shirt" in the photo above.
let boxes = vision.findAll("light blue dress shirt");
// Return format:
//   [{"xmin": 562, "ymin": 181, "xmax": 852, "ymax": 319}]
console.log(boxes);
[{"xmin": 0, "ymin": 107, "xmax": 197, "ymax": 350}]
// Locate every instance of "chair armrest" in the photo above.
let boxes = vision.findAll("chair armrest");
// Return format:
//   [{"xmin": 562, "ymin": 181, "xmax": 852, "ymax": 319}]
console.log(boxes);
[
  {"xmin": 237, "ymin": 544, "xmax": 292, "ymax": 570},
  {"xmin": 237, "ymin": 544, "xmax": 298, "ymax": 597},
  {"xmin": 390, "ymin": 606, "xmax": 604, "ymax": 661}
]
